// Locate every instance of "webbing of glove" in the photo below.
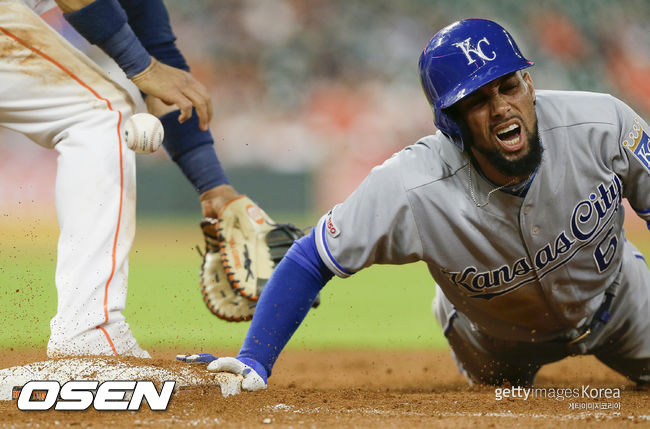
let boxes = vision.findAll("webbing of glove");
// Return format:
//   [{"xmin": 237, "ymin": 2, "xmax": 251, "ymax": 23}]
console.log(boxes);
[
  {"xmin": 266, "ymin": 223, "xmax": 305, "ymax": 264},
  {"xmin": 200, "ymin": 217, "xmax": 256, "ymax": 322}
]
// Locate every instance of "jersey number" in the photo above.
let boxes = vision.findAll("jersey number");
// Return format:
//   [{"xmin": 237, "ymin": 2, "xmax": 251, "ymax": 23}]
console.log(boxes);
[{"xmin": 593, "ymin": 227, "xmax": 618, "ymax": 272}]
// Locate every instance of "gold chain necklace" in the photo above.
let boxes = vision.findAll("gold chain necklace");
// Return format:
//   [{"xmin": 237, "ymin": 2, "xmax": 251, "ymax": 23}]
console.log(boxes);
[{"xmin": 467, "ymin": 162, "xmax": 516, "ymax": 208}]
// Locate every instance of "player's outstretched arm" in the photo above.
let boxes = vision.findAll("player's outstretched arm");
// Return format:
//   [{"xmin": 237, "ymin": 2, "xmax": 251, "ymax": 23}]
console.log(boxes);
[
  {"xmin": 55, "ymin": 0, "xmax": 212, "ymax": 129},
  {"xmin": 179, "ymin": 230, "xmax": 333, "ymax": 392}
]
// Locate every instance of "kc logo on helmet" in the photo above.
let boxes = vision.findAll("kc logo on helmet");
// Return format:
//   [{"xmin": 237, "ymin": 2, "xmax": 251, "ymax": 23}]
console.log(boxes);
[
  {"xmin": 453, "ymin": 37, "xmax": 497, "ymax": 65},
  {"xmin": 15, "ymin": 380, "xmax": 176, "ymax": 411}
]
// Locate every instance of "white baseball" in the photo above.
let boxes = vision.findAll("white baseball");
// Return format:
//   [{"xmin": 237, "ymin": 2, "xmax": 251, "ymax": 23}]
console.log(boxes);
[{"xmin": 124, "ymin": 113, "xmax": 164, "ymax": 154}]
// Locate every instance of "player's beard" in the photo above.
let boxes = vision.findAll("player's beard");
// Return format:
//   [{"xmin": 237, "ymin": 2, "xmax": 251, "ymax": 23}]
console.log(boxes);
[{"xmin": 467, "ymin": 120, "xmax": 543, "ymax": 178}]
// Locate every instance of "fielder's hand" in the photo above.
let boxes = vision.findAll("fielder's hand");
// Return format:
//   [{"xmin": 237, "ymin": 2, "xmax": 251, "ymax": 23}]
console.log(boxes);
[
  {"xmin": 130, "ymin": 58, "xmax": 212, "ymax": 130},
  {"xmin": 199, "ymin": 195, "xmax": 309, "ymax": 322}
]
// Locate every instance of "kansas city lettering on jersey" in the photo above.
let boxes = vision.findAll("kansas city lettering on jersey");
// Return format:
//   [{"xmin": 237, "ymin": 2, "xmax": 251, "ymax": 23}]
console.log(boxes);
[{"xmin": 445, "ymin": 175, "xmax": 622, "ymax": 299}]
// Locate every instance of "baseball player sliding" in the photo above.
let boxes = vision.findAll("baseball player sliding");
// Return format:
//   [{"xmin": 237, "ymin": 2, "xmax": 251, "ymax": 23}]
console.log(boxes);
[{"xmin": 179, "ymin": 19, "xmax": 650, "ymax": 390}]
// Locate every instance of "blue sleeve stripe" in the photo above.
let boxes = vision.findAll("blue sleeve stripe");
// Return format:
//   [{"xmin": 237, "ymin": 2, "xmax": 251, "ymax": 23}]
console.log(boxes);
[
  {"xmin": 442, "ymin": 310, "xmax": 458, "ymax": 336},
  {"xmin": 314, "ymin": 215, "xmax": 352, "ymax": 277}
]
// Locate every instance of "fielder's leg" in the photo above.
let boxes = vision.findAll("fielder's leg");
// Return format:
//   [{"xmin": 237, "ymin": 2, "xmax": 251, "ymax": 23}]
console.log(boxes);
[{"xmin": 0, "ymin": 1, "xmax": 147, "ymax": 357}]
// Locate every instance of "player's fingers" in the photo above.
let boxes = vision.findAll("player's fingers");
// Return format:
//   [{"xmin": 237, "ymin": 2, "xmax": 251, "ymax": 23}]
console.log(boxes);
[
  {"xmin": 175, "ymin": 95, "xmax": 194, "ymax": 124},
  {"xmin": 195, "ymin": 81, "xmax": 213, "ymax": 122},
  {"xmin": 145, "ymin": 95, "xmax": 178, "ymax": 117},
  {"xmin": 206, "ymin": 93, "xmax": 213, "ymax": 129},
  {"xmin": 183, "ymin": 86, "xmax": 211, "ymax": 130},
  {"xmin": 206, "ymin": 358, "xmax": 267, "ymax": 391},
  {"xmin": 241, "ymin": 371, "xmax": 267, "ymax": 392},
  {"xmin": 207, "ymin": 357, "xmax": 246, "ymax": 374}
]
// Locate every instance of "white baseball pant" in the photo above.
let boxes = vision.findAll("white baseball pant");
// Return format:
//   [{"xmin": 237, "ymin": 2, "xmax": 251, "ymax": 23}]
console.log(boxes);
[{"xmin": 0, "ymin": 0, "xmax": 147, "ymax": 357}]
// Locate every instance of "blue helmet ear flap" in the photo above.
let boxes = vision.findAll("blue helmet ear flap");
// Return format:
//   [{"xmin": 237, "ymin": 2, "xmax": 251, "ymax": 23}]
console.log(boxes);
[
  {"xmin": 419, "ymin": 19, "xmax": 533, "ymax": 151},
  {"xmin": 434, "ymin": 107, "xmax": 465, "ymax": 151}
]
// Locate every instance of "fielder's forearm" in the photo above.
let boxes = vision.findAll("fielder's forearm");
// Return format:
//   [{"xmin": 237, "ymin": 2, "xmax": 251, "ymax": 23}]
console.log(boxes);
[
  {"xmin": 59, "ymin": 0, "xmax": 152, "ymax": 78},
  {"xmin": 118, "ymin": 0, "xmax": 190, "ymax": 71},
  {"xmin": 237, "ymin": 230, "xmax": 334, "ymax": 377},
  {"xmin": 158, "ymin": 110, "xmax": 229, "ymax": 195}
]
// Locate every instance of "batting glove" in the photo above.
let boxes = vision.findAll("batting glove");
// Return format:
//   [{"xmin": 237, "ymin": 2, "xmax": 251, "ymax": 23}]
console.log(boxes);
[{"xmin": 207, "ymin": 357, "xmax": 268, "ymax": 392}]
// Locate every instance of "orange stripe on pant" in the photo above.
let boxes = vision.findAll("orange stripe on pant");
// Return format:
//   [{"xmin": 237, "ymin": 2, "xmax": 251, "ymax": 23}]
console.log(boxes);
[{"xmin": 0, "ymin": 26, "xmax": 125, "ymax": 356}]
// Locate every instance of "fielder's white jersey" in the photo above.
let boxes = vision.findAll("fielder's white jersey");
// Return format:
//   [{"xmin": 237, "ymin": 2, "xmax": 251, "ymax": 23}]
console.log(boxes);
[{"xmin": 315, "ymin": 90, "xmax": 650, "ymax": 342}]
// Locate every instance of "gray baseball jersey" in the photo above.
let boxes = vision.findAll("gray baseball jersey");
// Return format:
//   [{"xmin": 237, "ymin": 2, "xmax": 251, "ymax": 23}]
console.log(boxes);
[{"xmin": 314, "ymin": 90, "xmax": 650, "ymax": 343}]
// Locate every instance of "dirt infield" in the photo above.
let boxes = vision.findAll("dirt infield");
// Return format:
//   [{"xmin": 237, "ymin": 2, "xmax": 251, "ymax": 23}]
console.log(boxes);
[{"xmin": 0, "ymin": 348, "xmax": 648, "ymax": 428}]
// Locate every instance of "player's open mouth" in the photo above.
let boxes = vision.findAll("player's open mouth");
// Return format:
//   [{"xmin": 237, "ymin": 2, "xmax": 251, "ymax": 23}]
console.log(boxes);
[{"xmin": 494, "ymin": 122, "xmax": 522, "ymax": 151}]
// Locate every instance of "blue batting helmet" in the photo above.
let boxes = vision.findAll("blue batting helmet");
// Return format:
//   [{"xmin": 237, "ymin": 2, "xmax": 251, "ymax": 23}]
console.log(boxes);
[{"xmin": 419, "ymin": 19, "xmax": 534, "ymax": 151}]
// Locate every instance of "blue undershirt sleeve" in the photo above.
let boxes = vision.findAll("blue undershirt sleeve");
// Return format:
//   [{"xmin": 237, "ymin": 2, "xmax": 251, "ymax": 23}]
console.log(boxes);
[
  {"xmin": 117, "ymin": 0, "xmax": 225, "ymax": 194},
  {"xmin": 159, "ymin": 111, "xmax": 229, "ymax": 193},
  {"xmin": 63, "ymin": 0, "xmax": 151, "ymax": 78},
  {"xmin": 236, "ymin": 228, "xmax": 334, "ymax": 379},
  {"xmin": 118, "ymin": 0, "xmax": 189, "ymax": 71}
]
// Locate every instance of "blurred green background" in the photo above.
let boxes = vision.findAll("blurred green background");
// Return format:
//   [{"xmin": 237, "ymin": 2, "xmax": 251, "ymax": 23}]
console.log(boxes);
[
  {"xmin": 0, "ymin": 216, "xmax": 443, "ymax": 351},
  {"xmin": 1, "ymin": 0, "xmax": 649, "ymax": 354},
  {"xmin": 1, "ymin": 214, "xmax": 648, "ymax": 352}
]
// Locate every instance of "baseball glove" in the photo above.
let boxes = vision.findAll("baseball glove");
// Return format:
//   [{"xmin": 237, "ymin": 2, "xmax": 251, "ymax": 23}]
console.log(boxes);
[
  {"xmin": 199, "ymin": 218, "xmax": 256, "ymax": 321},
  {"xmin": 200, "ymin": 195, "xmax": 313, "ymax": 321},
  {"xmin": 218, "ymin": 196, "xmax": 304, "ymax": 300}
]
